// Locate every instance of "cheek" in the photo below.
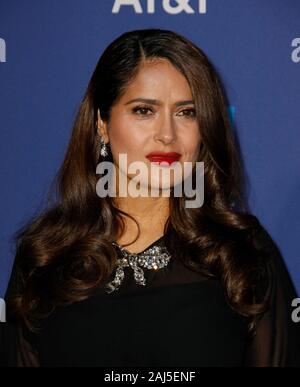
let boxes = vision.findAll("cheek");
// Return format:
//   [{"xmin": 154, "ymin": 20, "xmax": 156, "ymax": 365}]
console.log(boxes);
[
  {"xmin": 108, "ymin": 125, "xmax": 146, "ymax": 159},
  {"xmin": 182, "ymin": 130, "xmax": 201, "ymax": 157}
]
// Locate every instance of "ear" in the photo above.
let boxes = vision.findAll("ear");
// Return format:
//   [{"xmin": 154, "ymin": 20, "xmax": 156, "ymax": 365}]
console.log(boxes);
[{"xmin": 97, "ymin": 109, "xmax": 109, "ymax": 143}]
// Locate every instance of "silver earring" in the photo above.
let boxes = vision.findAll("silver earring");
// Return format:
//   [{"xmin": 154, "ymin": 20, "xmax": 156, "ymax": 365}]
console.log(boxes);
[{"xmin": 100, "ymin": 137, "xmax": 109, "ymax": 157}]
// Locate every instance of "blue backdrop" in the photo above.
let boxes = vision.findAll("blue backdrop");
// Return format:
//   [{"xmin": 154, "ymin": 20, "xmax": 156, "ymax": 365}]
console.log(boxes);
[{"xmin": 0, "ymin": 0, "xmax": 299, "ymax": 297}]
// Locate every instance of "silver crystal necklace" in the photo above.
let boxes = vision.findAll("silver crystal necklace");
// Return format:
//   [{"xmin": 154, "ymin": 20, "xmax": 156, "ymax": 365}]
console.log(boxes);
[{"xmin": 105, "ymin": 236, "xmax": 172, "ymax": 294}]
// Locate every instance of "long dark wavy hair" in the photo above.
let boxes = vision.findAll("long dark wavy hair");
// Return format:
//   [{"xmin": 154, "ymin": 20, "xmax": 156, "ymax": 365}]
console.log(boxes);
[{"xmin": 7, "ymin": 29, "xmax": 272, "ymax": 336}]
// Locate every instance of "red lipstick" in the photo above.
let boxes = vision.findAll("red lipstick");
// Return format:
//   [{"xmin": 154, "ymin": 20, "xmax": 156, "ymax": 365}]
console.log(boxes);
[{"xmin": 146, "ymin": 152, "xmax": 182, "ymax": 165}]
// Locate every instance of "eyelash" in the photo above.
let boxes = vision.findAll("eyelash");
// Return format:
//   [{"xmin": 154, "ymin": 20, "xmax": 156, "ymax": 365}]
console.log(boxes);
[{"xmin": 132, "ymin": 105, "xmax": 196, "ymax": 118}]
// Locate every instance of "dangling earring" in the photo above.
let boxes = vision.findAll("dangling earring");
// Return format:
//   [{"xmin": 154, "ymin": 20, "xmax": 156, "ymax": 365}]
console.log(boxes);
[
  {"xmin": 100, "ymin": 137, "xmax": 109, "ymax": 157},
  {"xmin": 97, "ymin": 114, "xmax": 109, "ymax": 157}
]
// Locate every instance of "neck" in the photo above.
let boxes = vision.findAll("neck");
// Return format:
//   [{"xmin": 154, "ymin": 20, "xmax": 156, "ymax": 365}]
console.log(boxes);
[
  {"xmin": 110, "ymin": 167, "xmax": 171, "ymax": 248},
  {"xmin": 112, "ymin": 196, "xmax": 170, "ymax": 249},
  {"xmin": 114, "ymin": 195, "xmax": 169, "ymax": 220}
]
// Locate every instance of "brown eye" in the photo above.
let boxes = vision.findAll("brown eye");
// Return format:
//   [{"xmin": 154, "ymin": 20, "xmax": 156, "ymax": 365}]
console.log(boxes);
[
  {"xmin": 178, "ymin": 108, "xmax": 196, "ymax": 118},
  {"xmin": 132, "ymin": 105, "xmax": 154, "ymax": 115}
]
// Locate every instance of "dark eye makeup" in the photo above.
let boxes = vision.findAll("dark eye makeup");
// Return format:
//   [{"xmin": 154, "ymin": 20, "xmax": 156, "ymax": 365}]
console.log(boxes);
[{"xmin": 132, "ymin": 104, "xmax": 196, "ymax": 118}]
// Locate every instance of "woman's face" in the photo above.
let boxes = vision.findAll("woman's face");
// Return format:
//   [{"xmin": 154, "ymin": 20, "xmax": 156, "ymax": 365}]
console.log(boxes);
[{"xmin": 97, "ymin": 59, "xmax": 202, "ymax": 194}]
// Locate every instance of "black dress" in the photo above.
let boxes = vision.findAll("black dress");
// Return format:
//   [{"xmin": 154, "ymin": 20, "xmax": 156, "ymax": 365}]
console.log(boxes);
[{"xmin": 1, "ymin": 226, "xmax": 300, "ymax": 367}]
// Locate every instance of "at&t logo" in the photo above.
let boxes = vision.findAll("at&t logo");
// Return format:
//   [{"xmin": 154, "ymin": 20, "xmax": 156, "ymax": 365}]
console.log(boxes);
[{"xmin": 112, "ymin": 0, "xmax": 207, "ymax": 14}]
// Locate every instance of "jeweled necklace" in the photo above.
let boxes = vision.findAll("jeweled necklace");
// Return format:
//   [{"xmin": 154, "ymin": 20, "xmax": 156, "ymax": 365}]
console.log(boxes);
[{"xmin": 105, "ymin": 237, "xmax": 172, "ymax": 294}]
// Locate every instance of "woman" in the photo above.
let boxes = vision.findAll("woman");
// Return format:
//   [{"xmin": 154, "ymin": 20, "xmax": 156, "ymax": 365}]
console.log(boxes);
[{"xmin": 1, "ymin": 28, "xmax": 300, "ymax": 367}]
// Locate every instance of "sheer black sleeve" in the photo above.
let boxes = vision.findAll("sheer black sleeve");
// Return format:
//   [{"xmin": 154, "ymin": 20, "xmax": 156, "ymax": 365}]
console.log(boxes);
[
  {"xmin": 243, "ymin": 227, "xmax": 300, "ymax": 367},
  {"xmin": 0, "ymin": 255, "xmax": 40, "ymax": 367}
]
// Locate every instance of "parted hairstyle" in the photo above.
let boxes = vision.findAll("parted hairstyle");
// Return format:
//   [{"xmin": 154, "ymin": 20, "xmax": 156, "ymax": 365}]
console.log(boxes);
[{"xmin": 7, "ymin": 29, "xmax": 272, "ymax": 336}]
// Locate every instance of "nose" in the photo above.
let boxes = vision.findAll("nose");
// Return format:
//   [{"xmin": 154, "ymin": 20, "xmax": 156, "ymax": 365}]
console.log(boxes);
[{"xmin": 153, "ymin": 112, "xmax": 177, "ymax": 145}]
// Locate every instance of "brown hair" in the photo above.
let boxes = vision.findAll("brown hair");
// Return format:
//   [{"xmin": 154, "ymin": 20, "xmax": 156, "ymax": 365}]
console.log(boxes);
[{"xmin": 7, "ymin": 29, "xmax": 270, "ymax": 335}]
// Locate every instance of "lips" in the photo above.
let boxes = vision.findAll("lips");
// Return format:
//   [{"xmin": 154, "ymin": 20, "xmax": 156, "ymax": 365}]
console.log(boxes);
[{"xmin": 146, "ymin": 152, "xmax": 182, "ymax": 165}]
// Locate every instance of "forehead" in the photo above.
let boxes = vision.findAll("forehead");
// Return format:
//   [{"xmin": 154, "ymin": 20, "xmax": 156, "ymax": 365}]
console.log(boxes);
[{"xmin": 120, "ymin": 59, "xmax": 193, "ymax": 99}]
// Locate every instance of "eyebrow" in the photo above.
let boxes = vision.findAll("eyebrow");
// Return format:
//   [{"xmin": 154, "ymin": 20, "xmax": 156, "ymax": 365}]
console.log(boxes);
[{"xmin": 125, "ymin": 98, "xmax": 195, "ymax": 107}]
